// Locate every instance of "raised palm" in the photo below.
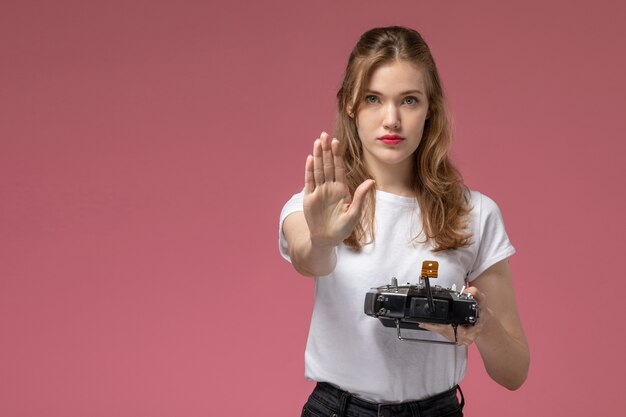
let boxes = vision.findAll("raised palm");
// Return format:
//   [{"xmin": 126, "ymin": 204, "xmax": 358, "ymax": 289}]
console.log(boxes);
[{"xmin": 303, "ymin": 132, "xmax": 375, "ymax": 248}]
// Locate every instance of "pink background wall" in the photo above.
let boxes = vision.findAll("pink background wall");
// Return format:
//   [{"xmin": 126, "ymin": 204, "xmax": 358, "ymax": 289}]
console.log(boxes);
[{"xmin": 2, "ymin": 0, "xmax": 625, "ymax": 416}]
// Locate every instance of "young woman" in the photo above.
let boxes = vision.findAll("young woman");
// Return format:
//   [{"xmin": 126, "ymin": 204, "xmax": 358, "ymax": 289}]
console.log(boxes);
[{"xmin": 279, "ymin": 26, "xmax": 529, "ymax": 417}]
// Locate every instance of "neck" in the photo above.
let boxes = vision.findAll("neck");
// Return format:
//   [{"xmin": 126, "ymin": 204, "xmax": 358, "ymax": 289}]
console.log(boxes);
[{"xmin": 366, "ymin": 159, "xmax": 415, "ymax": 197}]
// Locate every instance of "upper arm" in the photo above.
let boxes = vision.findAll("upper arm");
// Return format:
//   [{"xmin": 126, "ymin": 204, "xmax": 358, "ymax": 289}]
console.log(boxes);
[{"xmin": 472, "ymin": 259, "xmax": 528, "ymax": 346}]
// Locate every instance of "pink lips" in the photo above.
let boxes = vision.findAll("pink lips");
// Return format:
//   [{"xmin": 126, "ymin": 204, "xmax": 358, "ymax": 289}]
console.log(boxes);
[{"xmin": 379, "ymin": 134, "xmax": 404, "ymax": 145}]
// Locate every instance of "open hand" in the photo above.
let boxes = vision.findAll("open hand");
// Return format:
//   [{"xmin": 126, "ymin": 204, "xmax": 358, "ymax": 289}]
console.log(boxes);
[{"xmin": 303, "ymin": 132, "xmax": 375, "ymax": 248}]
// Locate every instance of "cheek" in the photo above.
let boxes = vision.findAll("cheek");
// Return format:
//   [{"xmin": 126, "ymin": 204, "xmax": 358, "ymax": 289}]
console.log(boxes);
[
  {"xmin": 355, "ymin": 116, "xmax": 372, "ymax": 138},
  {"xmin": 409, "ymin": 114, "xmax": 428, "ymax": 131},
  {"xmin": 356, "ymin": 126, "xmax": 367, "ymax": 144}
]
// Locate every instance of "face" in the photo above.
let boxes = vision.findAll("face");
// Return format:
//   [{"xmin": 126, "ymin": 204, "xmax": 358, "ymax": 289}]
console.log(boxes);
[{"xmin": 355, "ymin": 60, "xmax": 430, "ymax": 178}]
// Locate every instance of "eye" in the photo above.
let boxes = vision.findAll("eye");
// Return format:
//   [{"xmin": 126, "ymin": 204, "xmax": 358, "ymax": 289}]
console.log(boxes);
[
  {"xmin": 403, "ymin": 96, "xmax": 419, "ymax": 105},
  {"xmin": 365, "ymin": 95, "xmax": 379, "ymax": 104}
]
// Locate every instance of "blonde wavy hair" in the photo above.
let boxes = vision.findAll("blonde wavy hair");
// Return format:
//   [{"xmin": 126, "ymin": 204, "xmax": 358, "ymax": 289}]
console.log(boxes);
[{"xmin": 336, "ymin": 26, "xmax": 471, "ymax": 252}]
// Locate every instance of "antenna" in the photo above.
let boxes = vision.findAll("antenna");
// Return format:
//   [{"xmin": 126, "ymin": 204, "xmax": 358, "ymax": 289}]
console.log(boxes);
[{"xmin": 420, "ymin": 260, "xmax": 438, "ymax": 315}]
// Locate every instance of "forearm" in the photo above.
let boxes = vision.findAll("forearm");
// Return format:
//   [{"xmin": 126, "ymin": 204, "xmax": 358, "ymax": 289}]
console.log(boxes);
[
  {"xmin": 283, "ymin": 133, "xmax": 373, "ymax": 277},
  {"xmin": 289, "ymin": 233, "xmax": 337, "ymax": 277},
  {"xmin": 475, "ymin": 308, "xmax": 530, "ymax": 390}
]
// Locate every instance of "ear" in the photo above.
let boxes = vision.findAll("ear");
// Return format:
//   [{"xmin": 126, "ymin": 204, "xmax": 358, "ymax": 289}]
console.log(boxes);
[{"xmin": 347, "ymin": 104, "xmax": 354, "ymax": 118}]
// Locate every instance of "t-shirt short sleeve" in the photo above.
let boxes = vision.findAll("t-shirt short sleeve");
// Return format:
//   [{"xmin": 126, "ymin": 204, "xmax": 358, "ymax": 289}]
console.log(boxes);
[
  {"xmin": 278, "ymin": 191, "xmax": 305, "ymax": 262},
  {"xmin": 467, "ymin": 193, "xmax": 516, "ymax": 281}
]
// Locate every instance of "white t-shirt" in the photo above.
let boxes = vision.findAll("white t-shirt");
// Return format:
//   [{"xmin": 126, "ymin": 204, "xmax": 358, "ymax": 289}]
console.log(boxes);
[{"xmin": 279, "ymin": 189, "xmax": 515, "ymax": 403}]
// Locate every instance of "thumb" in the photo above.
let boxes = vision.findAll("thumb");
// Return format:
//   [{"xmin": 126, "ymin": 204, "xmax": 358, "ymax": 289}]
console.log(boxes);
[
  {"xmin": 347, "ymin": 179, "xmax": 375, "ymax": 218},
  {"xmin": 465, "ymin": 286, "xmax": 485, "ymax": 304}
]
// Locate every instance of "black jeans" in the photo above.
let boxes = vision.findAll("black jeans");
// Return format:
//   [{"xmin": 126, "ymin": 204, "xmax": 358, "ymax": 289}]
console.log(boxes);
[{"xmin": 301, "ymin": 382, "xmax": 464, "ymax": 417}]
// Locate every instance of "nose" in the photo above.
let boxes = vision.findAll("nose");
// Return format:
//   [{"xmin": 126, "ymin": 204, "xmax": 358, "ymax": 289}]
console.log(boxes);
[{"xmin": 383, "ymin": 103, "xmax": 400, "ymax": 130}]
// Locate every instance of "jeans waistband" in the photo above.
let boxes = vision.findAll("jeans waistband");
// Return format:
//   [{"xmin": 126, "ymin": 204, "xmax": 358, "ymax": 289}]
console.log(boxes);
[{"xmin": 311, "ymin": 382, "xmax": 464, "ymax": 417}]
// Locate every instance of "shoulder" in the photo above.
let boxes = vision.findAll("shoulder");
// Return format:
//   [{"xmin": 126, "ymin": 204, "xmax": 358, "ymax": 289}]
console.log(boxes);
[
  {"xmin": 465, "ymin": 189, "xmax": 511, "ymax": 244},
  {"xmin": 460, "ymin": 190, "xmax": 502, "ymax": 229},
  {"xmin": 467, "ymin": 189, "xmax": 503, "ymax": 219},
  {"xmin": 465, "ymin": 189, "xmax": 516, "ymax": 280}
]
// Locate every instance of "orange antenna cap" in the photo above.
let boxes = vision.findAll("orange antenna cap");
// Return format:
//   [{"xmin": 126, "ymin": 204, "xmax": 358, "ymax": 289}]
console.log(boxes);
[{"xmin": 421, "ymin": 260, "xmax": 439, "ymax": 278}]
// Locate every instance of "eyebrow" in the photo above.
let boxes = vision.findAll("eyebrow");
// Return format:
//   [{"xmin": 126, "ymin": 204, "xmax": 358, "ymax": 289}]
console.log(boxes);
[{"xmin": 366, "ymin": 89, "xmax": 424, "ymax": 96}]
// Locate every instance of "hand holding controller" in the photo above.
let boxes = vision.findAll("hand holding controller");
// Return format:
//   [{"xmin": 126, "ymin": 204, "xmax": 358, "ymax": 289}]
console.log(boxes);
[{"xmin": 364, "ymin": 261, "xmax": 480, "ymax": 345}]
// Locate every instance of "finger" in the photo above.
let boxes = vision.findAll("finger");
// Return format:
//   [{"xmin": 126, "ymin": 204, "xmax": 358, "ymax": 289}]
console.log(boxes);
[
  {"xmin": 465, "ymin": 286, "xmax": 484, "ymax": 304},
  {"xmin": 313, "ymin": 138, "xmax": 324, "ymax": 185},
  {"xmin": 304, "ymin": 155, "xmax": 315, "ymax": 194},
  {"xmin": 321, "ymin": 133, "xmax": 334, "ymax": 182},
  {"xmin": 419, "ymin": 323, "xmax": 455, "ymax": 342},
  {"xmin": 418, "ymin": 323, "xmax": 447, "ymax": 332},
  {"xmin": 331, "ymin": 138, "xmax": 347, "ymax": 184},
  {"xmin": 456, "ymin": 334, "xmax": 476, "ymax": 347},
  {"xmin": 455, "ymin": 324, "xmax": 480, "ymax": 346},
  {"xmin": 464, "ymin": 287, "xmax": 477, "ymax": 296},
  {"xmin": 421, "ymin": 322, "xmax": 478, "ymax": 345},
  {"xmin": 346, "ymin": 179, "xmax": 376, "ymax": 218}
]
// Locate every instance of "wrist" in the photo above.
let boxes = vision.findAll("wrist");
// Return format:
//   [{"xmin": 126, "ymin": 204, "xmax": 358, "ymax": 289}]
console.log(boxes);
[
  {"xmin": 476, "ymin": 306, "xmax": 498, "ymax": 340},
  {"xmin": 309, "ymin": 234, "xmax": 340, "ymax": 250}
]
